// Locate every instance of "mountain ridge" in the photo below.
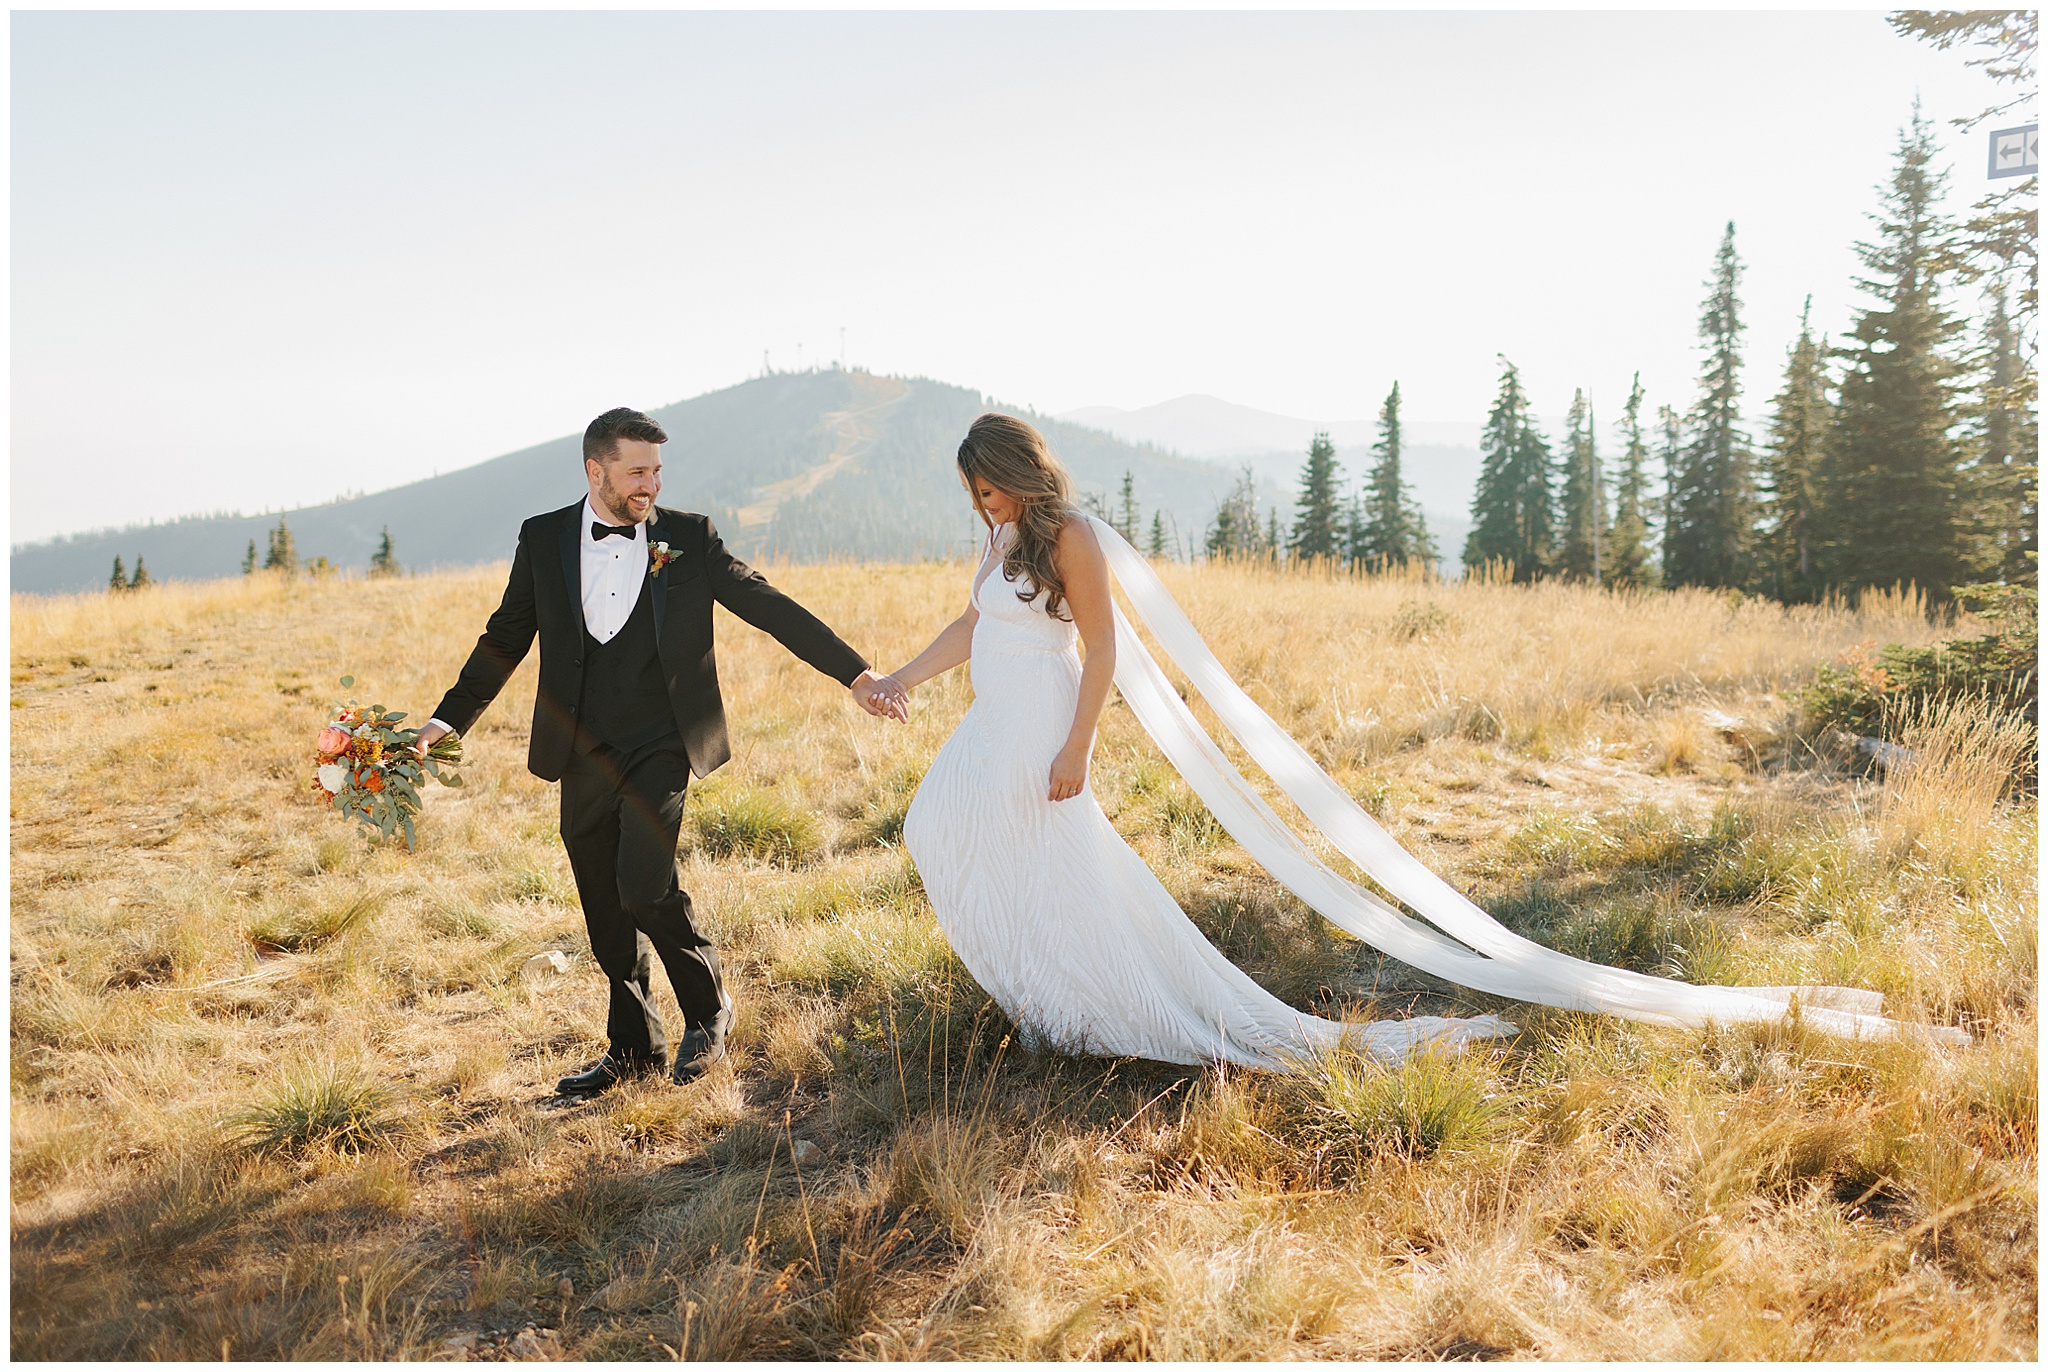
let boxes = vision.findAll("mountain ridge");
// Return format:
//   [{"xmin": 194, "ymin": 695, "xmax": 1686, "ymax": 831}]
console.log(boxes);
[{"xmin": 9, "ymin": 371, "xmax": 1240, "ymax": 594}]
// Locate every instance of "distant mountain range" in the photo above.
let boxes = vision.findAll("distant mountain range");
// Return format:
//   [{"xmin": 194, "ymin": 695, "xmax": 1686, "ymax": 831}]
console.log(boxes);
[
  {"xmin": 9, "ymin": 372, "xmax": 1239, "ymax": 594},
  {"xmin": 11, "ymin": 377, "xmax": 1489, "ymax": 595}
]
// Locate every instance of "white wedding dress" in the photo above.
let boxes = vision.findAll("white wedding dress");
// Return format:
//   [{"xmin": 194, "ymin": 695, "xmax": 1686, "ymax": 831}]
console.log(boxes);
[
  {"xmin": 903, "ymin": 518, "xmax": 1963, "ymax": 1070},
  {"xmin": 902, "ymin": 525, "xmax": 1514, "ymax": 1068}
]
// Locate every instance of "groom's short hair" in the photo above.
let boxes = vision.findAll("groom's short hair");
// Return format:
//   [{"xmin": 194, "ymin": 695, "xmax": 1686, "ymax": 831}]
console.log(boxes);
[{"xmin": 584, "ymin": 408, "xmax": 669, "ymax": 465}]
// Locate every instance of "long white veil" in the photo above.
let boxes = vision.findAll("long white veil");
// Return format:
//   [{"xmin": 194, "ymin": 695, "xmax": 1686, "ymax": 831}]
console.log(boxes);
[{"xmin": 1084, "ymin": 516, "xmax": 1965, "ymax": 1046}]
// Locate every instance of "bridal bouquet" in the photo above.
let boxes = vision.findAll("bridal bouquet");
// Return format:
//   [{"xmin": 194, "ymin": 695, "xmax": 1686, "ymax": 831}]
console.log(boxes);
[{"xmin": 313, "ymin": 676, "xmax": 464, "ymax": 849}]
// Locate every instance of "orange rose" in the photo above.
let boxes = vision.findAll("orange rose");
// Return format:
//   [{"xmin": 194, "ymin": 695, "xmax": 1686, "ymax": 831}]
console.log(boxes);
[{"xmin": 361, "ymin": 769, "xmax": 386, "ymax": 793}]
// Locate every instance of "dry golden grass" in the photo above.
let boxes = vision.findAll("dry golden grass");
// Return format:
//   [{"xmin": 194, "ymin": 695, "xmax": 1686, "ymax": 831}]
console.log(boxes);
[{"xmin": 11, "ymin": 561, "xmax": 2035, "ymax": 1359}]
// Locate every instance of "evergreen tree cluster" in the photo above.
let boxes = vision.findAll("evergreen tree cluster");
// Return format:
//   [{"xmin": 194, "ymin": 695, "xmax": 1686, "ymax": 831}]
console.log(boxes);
[
  {"xmin": 1454, "ymin": 88, "xmax": 2035, "ymax": 605},
  {"xmin": 253, "ymin": 518, "xmax": 298, "ymax": 575},
  {"xmin": 107, "ymin": 555, "xmax": 153, "ymax": 592},
  {"xmin": 1203, "ymin": 385, "xmax": 1440, "ymax": 574}
]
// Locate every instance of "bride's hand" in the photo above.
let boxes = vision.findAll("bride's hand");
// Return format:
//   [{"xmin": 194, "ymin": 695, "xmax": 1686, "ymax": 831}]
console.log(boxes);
[
  {"xmin": 852, "ymin": 670, "xmax": 910, "ymax": 721},
  {"xmin": 1048, "ymin": 742, "xmax": 1089, "ymax": 802}
]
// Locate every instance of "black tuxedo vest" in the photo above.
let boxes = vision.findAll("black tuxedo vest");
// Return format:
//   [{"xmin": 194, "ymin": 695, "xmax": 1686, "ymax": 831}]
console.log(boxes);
[{"xmin": 577, "ymin": 582, "xmax": 675, "ymax": 753}]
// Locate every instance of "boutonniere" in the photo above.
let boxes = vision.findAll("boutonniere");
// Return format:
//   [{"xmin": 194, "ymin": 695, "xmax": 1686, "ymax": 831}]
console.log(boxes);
[{"xmin": 648, "ymin": 541, "xmax": 676, "ymax": 577}]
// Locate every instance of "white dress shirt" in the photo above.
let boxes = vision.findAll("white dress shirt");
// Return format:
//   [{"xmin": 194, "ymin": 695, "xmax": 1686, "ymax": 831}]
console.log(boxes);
[
  {"xmin": 579, "ymin": 496, "xmax": 648, "ymax": 644},
  {"xmin": 428, "ymin": 498, "xmax": 646, "ymax": 737}
]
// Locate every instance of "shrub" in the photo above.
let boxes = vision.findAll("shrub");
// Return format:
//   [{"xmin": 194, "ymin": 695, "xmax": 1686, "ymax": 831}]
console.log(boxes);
[{"xmin": 1800, "ymin": 583, "xmax": 2036, "ymax": 776}]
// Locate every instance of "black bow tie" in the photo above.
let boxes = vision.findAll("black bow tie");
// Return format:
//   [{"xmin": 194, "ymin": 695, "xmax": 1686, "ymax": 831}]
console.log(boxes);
[{"xmin": 591, "ymin": 520, "xmax": 637, "ymax": 541}]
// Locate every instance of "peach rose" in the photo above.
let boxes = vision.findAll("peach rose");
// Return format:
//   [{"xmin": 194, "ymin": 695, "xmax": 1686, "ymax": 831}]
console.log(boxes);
[{"xmin": 316, "ymin": 726, "xmax": 351, "ymax": 756}]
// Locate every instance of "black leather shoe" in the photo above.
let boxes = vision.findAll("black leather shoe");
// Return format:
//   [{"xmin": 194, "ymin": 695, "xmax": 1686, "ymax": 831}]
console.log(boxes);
[
  {"xmin": 555, "ymin": 1053, "xmax": 662, "ymax": 1098},
  {"xmin": 670, "ymin": 1027, "xmax": 728, "ymax": 1084}
]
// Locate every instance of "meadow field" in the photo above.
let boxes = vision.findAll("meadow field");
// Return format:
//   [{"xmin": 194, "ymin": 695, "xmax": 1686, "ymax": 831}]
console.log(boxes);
[{"xmin": 11, "ymin": 559, "xmax": 2037, "ymax": 1359}]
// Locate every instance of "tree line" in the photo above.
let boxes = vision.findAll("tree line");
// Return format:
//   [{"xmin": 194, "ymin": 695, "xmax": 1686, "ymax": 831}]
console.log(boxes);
[
  {"xmin": 1468, "ymin": 16, "xmax": 2036, "ymax": 603},
  {"xmin": 112, "ymin": 519, "xmax": 403, "ymax": 591},
  {"xmin": 1463, "ymin": 104, "xmax": 2033, "ymax": 604},
  {"xmin": 1182, "ymin": 15, "xmax": 2035, "ymax": 606},
  {"xmin": 1201, "ymin": 383, "xmax": 1440, "ymax": 571}
]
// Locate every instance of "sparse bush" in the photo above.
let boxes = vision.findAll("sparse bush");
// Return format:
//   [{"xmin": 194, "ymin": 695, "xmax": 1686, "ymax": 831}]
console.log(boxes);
[
  {"xmin": 1388, "ymin": 599, "xmax": 1454, "ymax": 641},
  {"xmin": 1800, "ymin": 583, "xmax": 2037, "ymax": 776}
]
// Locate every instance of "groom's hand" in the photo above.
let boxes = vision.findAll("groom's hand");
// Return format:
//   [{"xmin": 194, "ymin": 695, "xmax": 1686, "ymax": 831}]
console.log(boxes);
[
  {"xmin": 414, "ymin": 719, "xmax": 452, "ymax": 757},
  {"xmin": 851, "ymin": 670, "xmax": 909, "ymax": 722}
]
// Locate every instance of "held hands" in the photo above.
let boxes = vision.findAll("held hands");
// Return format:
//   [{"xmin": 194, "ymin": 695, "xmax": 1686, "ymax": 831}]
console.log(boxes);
[
  {"xmin": 1048, "ymin": 740, "xmax": 1090, "ymax": 802},
  {"xmin": 851, "ymin": 669, "xmax": 910, "ymax": 722}
]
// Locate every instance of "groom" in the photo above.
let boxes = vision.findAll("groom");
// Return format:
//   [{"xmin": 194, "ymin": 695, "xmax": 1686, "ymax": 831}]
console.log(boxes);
[{"xmin": 417, "ymin": 407, "xmax": 903, "ymax": 1096}]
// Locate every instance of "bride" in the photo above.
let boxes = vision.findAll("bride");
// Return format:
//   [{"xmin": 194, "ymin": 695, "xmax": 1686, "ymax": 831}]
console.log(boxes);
[{"xmin": 862, "ymin": 414, "xmax": 1960, "ymax": 1068}]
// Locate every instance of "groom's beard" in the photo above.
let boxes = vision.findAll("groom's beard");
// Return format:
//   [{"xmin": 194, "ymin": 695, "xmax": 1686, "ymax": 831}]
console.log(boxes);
[{"xmin": 595, "ymin": 471, "xmax": 653, "ymax": 526}]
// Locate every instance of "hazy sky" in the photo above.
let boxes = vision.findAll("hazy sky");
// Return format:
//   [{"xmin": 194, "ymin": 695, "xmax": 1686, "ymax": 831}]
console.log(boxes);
[{"xmin": 11, "ymin": 9, "xmax": 2022, "ymax": 544}]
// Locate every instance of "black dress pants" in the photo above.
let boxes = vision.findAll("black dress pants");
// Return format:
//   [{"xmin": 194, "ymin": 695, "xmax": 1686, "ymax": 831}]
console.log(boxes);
[{"xmin": 559, "ymin": 732, "xmax": 730, "ymax": 1063}]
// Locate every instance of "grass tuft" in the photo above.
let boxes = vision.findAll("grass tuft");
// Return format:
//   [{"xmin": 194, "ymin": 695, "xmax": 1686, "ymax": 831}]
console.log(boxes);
[
  {"xmin": 690, "ymin": 786, "xmax": 822, "ymax": 866},
  {"xmin": 1297, "ymin": 1045, "xmax": 1507, "ymax": 1164},
  {"xmin": 224, "ymin": 1061, "xmax": 406, "ymax": 1157}
]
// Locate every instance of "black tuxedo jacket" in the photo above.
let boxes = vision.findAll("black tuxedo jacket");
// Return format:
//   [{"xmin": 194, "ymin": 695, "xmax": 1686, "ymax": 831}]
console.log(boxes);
[{"xmin": 432, "ymin": 501, "xmax": 868, "ymax": 781}]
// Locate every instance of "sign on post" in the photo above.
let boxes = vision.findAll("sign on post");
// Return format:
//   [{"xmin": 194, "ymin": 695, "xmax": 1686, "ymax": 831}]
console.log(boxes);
[{"xmin": 1988, "ymin": 124, "xmax": 2038, "ymax": 179}]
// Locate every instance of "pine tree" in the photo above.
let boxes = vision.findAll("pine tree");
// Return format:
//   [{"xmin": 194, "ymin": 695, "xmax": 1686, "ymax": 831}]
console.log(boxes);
[
  {"xmin": 264, "ymin": 517, "xmax": 297, "ymax": 574},
  {"xmin": 242, "ymin": 538, "xmax": 258, "ymax": 576},
  {"xmin": 1114, "ymin": 471, "xmax": 1141, "ymax": 545},
  {"xmin": 1265, "ymin": 507, "xmax": 1284, "ymax": 563},
  {"xmin": 129, "ymin": 556, "xmax": 153, "ymax": 589},
  {"xmin": 1288, "ymin": 432, "xmax": 1343, "ymax": 561},
  {"xmin": 1890, "ymin": 11, "xmax": 2036, "ymax": 333},
  {"xmin": 1147, "ymin": 510, "xmax": 1170, "ymax": 560},
  {"xmin": 1664, "ymin": 222, "xmax": 1754, "ymax": 588},
  {"xmin": 1656, "ymin": 402, "xmax": 1683, "ymax": 579},
  {"xmin": 1753, "ymin": 299, "xmax": 1830, "ymax": 601},
  {"xmin": 1206, "ymin": 469, "xmax": 1261, "ymax": 559},
  {"xmin": 369, "ymin": 525, "xmax": 400, "ymax": 578},
  {"xmin": 1462, "ymin": 360, "xmax": 1554, "ymax": 581},
  {"xmin": 1556, "ymin": 389, "xmax": 1608, "ymax": 582},
  {"xmin": 1607, "ymin": 373, "xmax": 1656, "ymax": 589},
  {"xmin": 1811, "ymin": 105, "xmax": 1970, "ymax": 600},
  {"xmin": 1356, "ymin": 383, "xmax": 1433, "ymax": 568},
  {"xmin": 109, "ymin": 555, "xmax": 128, "ymax": 593},
  {"xmin": 1968, "ymin": 285, "xmax": 2038, "ymax": 584},
  {"xmin": 1404, "ymin": 494, "xmax": 1437, "ymax": 569}
]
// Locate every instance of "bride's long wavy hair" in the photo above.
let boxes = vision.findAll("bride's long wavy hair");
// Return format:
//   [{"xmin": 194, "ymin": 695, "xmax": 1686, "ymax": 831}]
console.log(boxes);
[{"xmin": 957, "ymin": 413, "xmax": 1079, "ymax": 621}]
